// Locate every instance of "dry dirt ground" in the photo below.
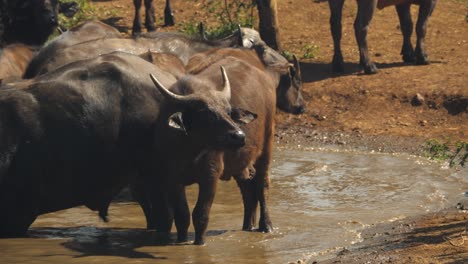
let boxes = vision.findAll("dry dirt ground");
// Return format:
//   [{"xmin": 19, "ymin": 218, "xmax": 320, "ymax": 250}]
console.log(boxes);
[{"xmin": 87, "ymin": 0, "xmax": 467, "ymax": 263}]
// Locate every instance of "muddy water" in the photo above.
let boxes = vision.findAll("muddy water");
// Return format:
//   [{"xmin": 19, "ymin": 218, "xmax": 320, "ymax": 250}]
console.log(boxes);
[{"xmin": 0, "ymin": 147, "xmax": 466, "ymax": 263}]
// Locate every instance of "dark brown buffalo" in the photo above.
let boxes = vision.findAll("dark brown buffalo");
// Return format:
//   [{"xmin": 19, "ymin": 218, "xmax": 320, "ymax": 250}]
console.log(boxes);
[
  {"xmin": 329, "ymin": 0, "xmax": 437, "ymax": 74},
  {"xmin": 0, "ymin": 44, "xmax": 37, "ymax": 81},
  {"xmin": 137, "ymin": 49, "xmax": 281, "ymax": 245},
  {"xmin": 131, "ymin": 48, "xmax": 302, "ymax": 246},
  {"xmin": 0, "ymin": 51, "xmax": 248, "ymax": 237},
  {"xmin": 23, "ymin": 20, "xmax": 122, "ymax": 78},
  {"xmin": 132, "ymin": 0, "xmax": 174, "ymax": 34},
  {"xmin": 0, "ymin": 0, "xmax": 59, "ymax": 46}
]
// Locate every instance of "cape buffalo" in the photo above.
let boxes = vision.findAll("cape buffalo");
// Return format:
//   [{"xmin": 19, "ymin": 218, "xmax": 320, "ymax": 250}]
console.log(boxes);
[
  {"xmin": 328, "ymin": 0, "xmax": 437, "ymax": 74},
  {"xmin": 24, "ymin": 20, "xmax": 122, "ymax": 79},
  {"xmin": 0, "ymin": 0, "xmax": 59, "ymax": 46},
  {"xmin": 137, "ymin": 61, "xmax": 262, "ymax": 245},
  {"xmin": 188, "ymin": 46, "xmax": 305, "ymax": 114},
  {"xmin": 23, "ymin": 27, "xmax": 255, "ymax": 78},
  {"xmin": 136, "ymin": 48, "xmax": 290, "ymax": 245},
  {"xmin": 0, "ymin": 51, "xmax": 248, "ymax": 237}
]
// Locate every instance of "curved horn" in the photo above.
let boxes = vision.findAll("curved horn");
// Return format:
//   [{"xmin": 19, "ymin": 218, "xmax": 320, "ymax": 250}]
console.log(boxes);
[
  {"xmin": 219, "ymin": 66, "xmax": 231, "ymax": 101},
  {"xmin": 57, "ymin": 26, "xmax": 64, "ymax": 34},
  {"xmin": 237, "ymin": 24, "xmax": 243, "ymax": 47},
  {"xmin": 149, "ymin": 73, "xmax": 190, "ymax": 102}
]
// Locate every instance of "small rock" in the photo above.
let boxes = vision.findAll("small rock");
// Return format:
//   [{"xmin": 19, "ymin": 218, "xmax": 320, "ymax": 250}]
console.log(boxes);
[
  {"xmin": 419, "ymin": 120, "xmax": 428, "ymax": 126},
  {"xmin": 428, "ymin": 100, "xmax": 437, "ymax": 109},
  {"xmin": 411, "ymin": 93, "xmax": 425, "ymax": 106}
]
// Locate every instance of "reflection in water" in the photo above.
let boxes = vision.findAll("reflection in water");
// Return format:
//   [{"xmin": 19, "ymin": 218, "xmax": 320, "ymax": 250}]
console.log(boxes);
[{"xmin": 0, "ymin": 148, "xmax": 466, "ymax": 263}]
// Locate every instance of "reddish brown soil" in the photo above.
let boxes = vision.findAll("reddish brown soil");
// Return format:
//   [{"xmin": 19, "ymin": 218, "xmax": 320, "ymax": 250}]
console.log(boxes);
[{"xmin": 89, "ymin": 0, "xmax": 467, "ymax": 263}]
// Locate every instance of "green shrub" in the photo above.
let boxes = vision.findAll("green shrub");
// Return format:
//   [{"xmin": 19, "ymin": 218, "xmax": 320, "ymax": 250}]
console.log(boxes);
[
  {"xmin": 181, "ymin": 0, "xmax": 257, "ymax": 39},
  {"xmin": 424, "ymin": 139, "xmax": 468, "ymax": 167}
]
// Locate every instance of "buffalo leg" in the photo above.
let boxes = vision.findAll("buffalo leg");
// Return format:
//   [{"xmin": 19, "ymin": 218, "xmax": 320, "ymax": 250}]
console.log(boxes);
[
  {"xmin": 255, "ymin": 130, "xmax": 274, "ymax": 233},
  {"xmin": 0, "ymin": 177, "xmax": 38, "ymax": 237},
  {"xmin": 328, "ymin": 0, "xmax": 345, "ymax": 72},
  {"xmin": 143, "ymin": 0, "xmax": 156, "ymax": 32},
  {"xmin": 192, "ymin": 153, "xmax": 222, "ymax": 245},
  {"xmin": 354, "ymin": 0, "xmax": 378, "ymax": 74},
  {"xmin": 134, "ymin": 167, "xmax": 173, "ymax": 243},
  {"xmin": 396, "ymin": 3, "xmax": 415, "ymax": 63},
  {"xmin": 192, "ymin": 177, "xmax": 217, "ymax": 245},
  {"xmin": 0, "ymin": 196, "xmax": 37, "ymax": 237},
  {"xmin": 132, "ymin": 0, "xmax": 143, "ymax": 34},
  {"xmin": 151, "ymin": 183, "xmax": 174, "ymax": 243},
  {"xmin": 171, "ymin": 184, "xmax": 190, "ymax": 242},
  {"xmin": 164, "ymin": 0, "xmax": 175, "ymax": 26},
  {"xmin": 235, "ymin": 170, "xmax": 258, "ymax": 231},
  {"xmin": 131, "ymin": 181, "xmax": 157, "ymax": 229},
  {"xmin": 415, "ymin": 0, "xmax": 437, "ymax": 65}
]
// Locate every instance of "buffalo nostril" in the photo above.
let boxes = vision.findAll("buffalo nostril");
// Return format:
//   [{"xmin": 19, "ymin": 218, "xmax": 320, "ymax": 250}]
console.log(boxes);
[
  {"xmin": 228, "ymin": 130, "xmax": 246, "ymax": 146},
  {"xmin": 294, "ymin": 106, "xmax": 306, "ymax": 115}
]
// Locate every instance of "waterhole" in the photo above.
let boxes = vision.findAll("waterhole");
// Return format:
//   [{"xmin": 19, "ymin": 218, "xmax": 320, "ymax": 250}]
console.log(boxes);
[{"xmin": 0, "ymin": 147, "xmax": 466, "ymax": 263}]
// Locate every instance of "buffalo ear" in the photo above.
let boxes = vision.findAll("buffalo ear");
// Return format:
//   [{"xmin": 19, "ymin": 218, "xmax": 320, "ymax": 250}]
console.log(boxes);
[
  {"xmin": 231, "ymin": 108, "xmax": 257, "ymax": 125},
  {"xmin": 168, "ymin": 112, "xmax": 187, "ymax": 134},
  {"xmin": 139, "ymin": 50, "xmax": 154, "ymax": 63},
  {"xmin": 198, "ymin": 22, "xmax": 207, "ymax": 41}
]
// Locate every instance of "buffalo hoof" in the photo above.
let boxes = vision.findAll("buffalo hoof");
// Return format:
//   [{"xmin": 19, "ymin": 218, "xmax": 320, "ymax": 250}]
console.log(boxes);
[
  {"xmin": 415, "ymin": 53, "xmax": 430, "ymax": 65},
  {"xmin": 164, "ymin": 14, "xmax": 175, "ymax": 26},
  {"xmin": 242, "ymin": 225, "xmax": 255, "ymax": 232},
  {"xmin": 402, "ymin": 52, "xmax": 415, "ymax": 64},
  {"xmin": 132, "ymin": 25, "xmax": 142, "ymax": 35},
  {"xmin": 331, "ymin": 54, "xmax": 344, "ymax": 73},
  {"xmin": 177, "ymin": 232, "xmax": 188, "ymax": 243},
  {"xmin": 154, "ymin": 231, "xmax": 171, "ymax": 245},
  {"xmin": 146, "ymin": 24, "xmax": 157, "ymax": 32},
  {"xmin": 363, "ymin": 62, "xmax": 378, "ymax": 75},
  {"xmin": 401, "ymin": 45, "xmax": 415, "ymax": 63},
  {"xmin": 0, "ymin": 230, "xmax": 28, "ymax": 238},
  {"xmin": 258, "ymin": 220, "xmax": 273, "ymax": 233},
  {"xmin": 193, "ymin": 238, "xmax": 205, "ymax": 245}
]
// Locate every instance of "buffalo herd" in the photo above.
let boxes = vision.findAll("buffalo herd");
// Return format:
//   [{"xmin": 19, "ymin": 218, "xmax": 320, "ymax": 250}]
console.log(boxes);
[
  {"xmin": 0, "ymin": 0, "xmax": 437, "ymax": 245},
  {"xmin": 0, "ymin": 17, "xmax": 304, "ymax": 245}
]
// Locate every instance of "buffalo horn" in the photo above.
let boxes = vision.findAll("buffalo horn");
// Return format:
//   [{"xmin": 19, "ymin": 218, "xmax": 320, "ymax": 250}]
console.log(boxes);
[
  {"xmin": 149, "ymin": 73, "xmax": 189, "ymax": 102},
  {"xmin": 219, "ymin": 66, "xmax": 231, "ymax": 101},
  {"xmin": 293, "ymin": 54, "xmax": 301, "ymax": 75},
  {"xmin": 237, "ymin": 24, "xmax": 243, "ymax": 47}
]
